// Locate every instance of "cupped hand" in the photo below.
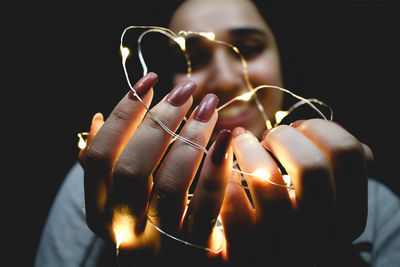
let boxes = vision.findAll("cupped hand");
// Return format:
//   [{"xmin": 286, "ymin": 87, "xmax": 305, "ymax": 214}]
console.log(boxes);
[
  {"xmin": 221, "ymin": 120, "xmax": 373, "ymax": 266},
  {"xmin": 79, "ymin": 73, "xmax": 233, "ymax": 266}
]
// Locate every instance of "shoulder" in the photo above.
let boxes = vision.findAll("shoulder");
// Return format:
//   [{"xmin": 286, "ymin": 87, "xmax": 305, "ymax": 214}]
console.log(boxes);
[
  {"xmin": 354, "ymin": 178, "xmax": 400, "ymax": 266},
  {"xmin": 34, "ymin": 163, "xmax": 112, "ymax": 267}
]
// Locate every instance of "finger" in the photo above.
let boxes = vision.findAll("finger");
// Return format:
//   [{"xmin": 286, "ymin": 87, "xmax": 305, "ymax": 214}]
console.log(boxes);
[
  {"xmin": 220, "ymin": 173, "xmax": 258, "ymax": 264},
  {"xmin": 293, "ymin": 119, "xmax": 369, "ymax": 241},
  {"xmin": 231, "ymin": 127, "xmax": 291, "ymax": 222},
  {"xmin": 231, "ymin": 127, "xmax": 293, "ymax": 255},
  {"xmin": 112, "ymin": 80, "xmax": 197, "ymax": 230},
  {"xmin": 361, "ymin": 142, "xmax": 374, "ymax": 167},
  {"xmin": 181, "ymin": 130, "xmax": 232, "ymax": 251},
  {"xmin": 149, "ymin": 93, "xmax": 219, "ymax": 232},
  {"xmin": 84, "ymin": 72, "xmax": 157, "ymax": 234},
  {"xmin": 261, "ymin": 125, "xmax": 336, "ymax": 254},
  {"xmin": 79, "ymin": 113, "xmax": 104, "ymax": 167}
]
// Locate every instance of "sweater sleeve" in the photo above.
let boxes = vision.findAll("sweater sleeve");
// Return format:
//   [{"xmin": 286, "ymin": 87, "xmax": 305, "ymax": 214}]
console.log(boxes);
[
  {"xmin": 34, "ymin": 163, "xmax": 112, "ymax": 267},
  {"xmin": 353, "ymin": 179, "xmax": 400, "ymax": 267}
]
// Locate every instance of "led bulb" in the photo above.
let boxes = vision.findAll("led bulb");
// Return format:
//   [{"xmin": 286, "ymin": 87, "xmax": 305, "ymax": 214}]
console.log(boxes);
[
  {"xmin": 199, "ymin": 32, "xmax": 215, "ymax": 41},
  {"xmin": 78, "ymin": 137, "xmax": 87, "ymax": 150},
  {"xmin": 175, "ymin": 36, "xmax": 186, "ymax": 51},
  {"xmin": 121, "ymin": 46, "xmax": 130, "ymax": 64},
  {"xmin": 275, "ymin": 110, "xmax": 289, "ymax": 124},
  {"xmin": 236, "ymin": 91, "xmax": 254, "ymax": 101},
  {"xmin": 252, "ymin": 168, "xmax": 270, "ymax": 180}
]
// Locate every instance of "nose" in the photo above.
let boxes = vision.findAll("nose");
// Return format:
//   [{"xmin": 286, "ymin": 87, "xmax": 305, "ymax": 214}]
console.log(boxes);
[{"xmin": 206, "ymin": 47, "xmax": 244, "ymax": 96}]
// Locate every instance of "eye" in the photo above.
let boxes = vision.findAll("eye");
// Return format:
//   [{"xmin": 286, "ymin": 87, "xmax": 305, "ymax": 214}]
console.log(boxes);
[{"xmin": 234, "ymin": 42, "xmax": 266, "ymax": 59}]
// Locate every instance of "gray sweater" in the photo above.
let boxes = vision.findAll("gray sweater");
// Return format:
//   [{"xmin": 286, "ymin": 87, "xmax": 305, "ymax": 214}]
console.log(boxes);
[{"xmin": 35, "ymin": 163, "xmax": 400, "ymax": 266}]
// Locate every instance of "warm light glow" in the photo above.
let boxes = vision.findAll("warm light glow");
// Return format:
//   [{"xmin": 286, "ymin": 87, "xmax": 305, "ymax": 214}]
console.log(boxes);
[
  {"xmin": 175, "ymin": 36, "xmax": 186, "ymax": 51},
  {"xmin": 114, "ymin": 227, "xmax": 126, "ymax": 252},
  {"xmin": 78, "ymin": 137, "xmax": 87, "ymax": 150},
  {"xmin": 275, "ymin": 110, "xmax": 289, "ymax": 125},
  {"xmin": 120, "ymin": 46, "xmax": 130, "ymax": 64},
  {"xmin": 113, "ymin": 210, "xmax": 135, "ymax": 250},
  {"xmin": 252, "ymin": 168, "xmax": 270, "ymax": 180},
  {"xmin": 236, "ymin": 91, "xmax": 254, "ymax": 101},
  {"xmin": 282, "ymin": 174, "xmax": 291, "ymax": 187},
  {"xmin": 77, "ymin": 132, "xmax": 89, "ymax": 150},
  {"xmin": 199, "ymin": 32, "xmax": 215, "ymax": 41}
]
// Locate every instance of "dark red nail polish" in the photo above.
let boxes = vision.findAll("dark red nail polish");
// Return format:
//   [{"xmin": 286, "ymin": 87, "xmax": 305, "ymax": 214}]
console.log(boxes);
[
  {"xmin": 232, "ymin": 127, "xmax": 247, "ymax": 138},
  {"xmin": 128, "ymin": 72, "xmax": 158, "ymax": 100},
  {"xmin": 290, "ymin": 120, "xmax": 306, "ymax": 128},
  {"xmin": 211, "ymin": 130, "xmax": 232, "ymax": 165},
  {"xmin": 166, "ymin": 80, "xmax": 197, "ymax": 106},
  {"xmin": 261, "ymin": 128, "xmax": 274, "ymax": 140},
  {"xmin": 193, "ymin": 94, "xmax": 219, "ymax": 122}
]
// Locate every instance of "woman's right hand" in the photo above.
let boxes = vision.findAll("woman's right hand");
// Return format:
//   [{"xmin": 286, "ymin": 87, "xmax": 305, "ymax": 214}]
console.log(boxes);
[{"xmin": 78, "ymin": 73, "xmax": 232, "ymax": 265}]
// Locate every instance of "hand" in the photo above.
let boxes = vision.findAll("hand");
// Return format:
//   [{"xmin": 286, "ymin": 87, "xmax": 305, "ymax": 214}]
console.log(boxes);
[
  {"xmin": 220, "ymin": 120, "xmax": 373, "ymax": 266},
  {"xmin": 79, "ymin": 73, "xmax": 232, "ymax": 266}
]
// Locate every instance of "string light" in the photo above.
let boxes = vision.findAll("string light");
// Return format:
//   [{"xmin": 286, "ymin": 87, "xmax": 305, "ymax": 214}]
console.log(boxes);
[{"xmin": 78, "ymin": 25, "xmax": 334, "ymax": 254}]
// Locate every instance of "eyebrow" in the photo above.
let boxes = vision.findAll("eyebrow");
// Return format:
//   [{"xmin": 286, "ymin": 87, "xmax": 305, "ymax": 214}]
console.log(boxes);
[{"xmin": 229, "ymin": 27, "xmax": 268, "ymax": 37}]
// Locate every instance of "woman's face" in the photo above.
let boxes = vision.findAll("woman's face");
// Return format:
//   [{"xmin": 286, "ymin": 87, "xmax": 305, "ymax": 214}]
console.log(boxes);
[{"xmin": 169, "ymin": 0, "xmax": 283, "ymax": 139}]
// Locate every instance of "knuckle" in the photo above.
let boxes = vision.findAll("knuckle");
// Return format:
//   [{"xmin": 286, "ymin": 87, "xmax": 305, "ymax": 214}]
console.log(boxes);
[
  {"xmin": 110, "ymin": 105, "xmax": 132, "ymax": 124},
  {"xmin": 140, "ymin": 111, "xmax": 167, "ymax": 135},
  {"xmin": 330, "ymin": 136, "xmax": 364, "ymax": 163},
  {"xmin": 86, "ymin": 146, "xmax": 108, "ymax": 166},
  {"xmin": 155, "ymin": 174, "xmax": 184, "ymax": 199},
  {"xmin": 178, "ymin": 127, "xmax": 208, "ymax": 149},
  {"xmin": 297, "ymin": 156, "xmax": 332, "ymax": 184},
  {"xmin": 113, "ymin": 163, "xmax": 145, "ymax": 181}
]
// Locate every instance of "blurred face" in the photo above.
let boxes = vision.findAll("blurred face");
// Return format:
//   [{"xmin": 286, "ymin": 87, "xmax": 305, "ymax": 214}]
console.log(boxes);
[{"xmin": 169, "ymin": 0, "xmax": 283, "ymax": 139}]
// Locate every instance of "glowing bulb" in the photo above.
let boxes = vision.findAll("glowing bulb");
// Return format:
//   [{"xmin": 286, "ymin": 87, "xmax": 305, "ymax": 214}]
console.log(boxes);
[
  {"xmin": 77, "ymin": 132, "xmax": 89, "ymax": 150},
  {"xmin": 175, "ymin": 36, "xmax": 186, "ymax": 51},
  {"xmin": 199, "ymin": 32, "xmax": 215, "ymax": 40},
  {"xmin": 252, "ymin": 168, "xmax": 270, "ymax": 180},
  {"xmin": 113, "ymin": 209, "xmax": 135, "ymax": 252},
  {"xmin": 275, "ymin": 110, "xmax": 289, "ymax": 124},
  {"xmin": 114, "ymin": 227, "xmax": 126, "ymax": 252},
  {"xmin": 78, "ymin": 137, "xmax": 87, "ymax": 150},
  {"xmin": 282, "ymin": 174, "xmax": 292, "ymax": 187},
  {"xmin": 236, "ymin": 91, "xmax": 254, "ymax": 101},
  {"xmin": 121, "ymin": 46, "xmax": 130, "ymax": 64}
]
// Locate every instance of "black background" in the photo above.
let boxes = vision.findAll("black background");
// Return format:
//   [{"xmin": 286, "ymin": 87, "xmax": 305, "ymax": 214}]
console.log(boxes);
[{"xmin": 5, "ymin": 1, "xmax": 399, "ymax": 265}]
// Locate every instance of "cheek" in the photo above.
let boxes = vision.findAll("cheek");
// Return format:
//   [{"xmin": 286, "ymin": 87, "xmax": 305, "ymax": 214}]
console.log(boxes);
[
  {"xmin": 247, "ymin": 53, "xmax": 284, "ymax": 116},
  {"xmin": 247, "ymin": 52, "xmax": 282, "ymax": 87}
]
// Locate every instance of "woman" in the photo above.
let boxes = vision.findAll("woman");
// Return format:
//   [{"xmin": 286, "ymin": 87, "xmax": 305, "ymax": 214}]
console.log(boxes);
[{"xmin": 35, "ymin": 0, "xmax": 400, "ymax": 266}]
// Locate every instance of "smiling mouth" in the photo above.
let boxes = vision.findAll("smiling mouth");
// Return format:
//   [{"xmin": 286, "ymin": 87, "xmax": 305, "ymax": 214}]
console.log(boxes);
[{"xmin": 216, "ymin": 101, "xmax": 258, "ymax": 128}]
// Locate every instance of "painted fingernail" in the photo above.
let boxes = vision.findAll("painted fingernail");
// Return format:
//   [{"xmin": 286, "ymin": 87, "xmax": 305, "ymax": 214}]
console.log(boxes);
[
  {"xmin": 290, "ymin": 120, "xmax": 306, "ymax": 128},
  {"xmin": 261, "ymin": 128, "xmax": 274, "ymax": 141},
  {"xmin": 193, "ymin": 93, "xmax": 219, "ymax": 122},
  {"xmin": 211, "ymin": 130, "xmax": 232, "ymax": 165},
  {"xmin": 232, "ymin": 126, "xmax": 247, "ymax": 138},
  {"xmin": 128, "ymin": 72, "xmax": 158, "ymax": 100},
  {"xmin": 166, "ymin": 80, "xmax": 197, "ymax": 106}
]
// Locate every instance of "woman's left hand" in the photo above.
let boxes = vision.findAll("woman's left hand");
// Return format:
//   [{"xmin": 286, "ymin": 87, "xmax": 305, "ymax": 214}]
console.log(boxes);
[{"xmin": 220, "ymin": 119, "xmax": 373, "ymax": 266}]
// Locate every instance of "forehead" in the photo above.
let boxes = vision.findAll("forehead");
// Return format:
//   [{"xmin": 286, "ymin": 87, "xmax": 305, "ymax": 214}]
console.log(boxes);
[{"xmin": 169, "ymin": 0, "xmax": 269, "ymax": 35}]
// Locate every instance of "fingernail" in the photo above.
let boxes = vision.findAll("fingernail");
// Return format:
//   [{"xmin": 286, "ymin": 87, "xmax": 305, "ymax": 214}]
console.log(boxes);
[
  {"xmin": 261, "ymin": 128, "xmax": 274, "ymax": 141},
  {"xmin": 91, "ymin": 112, "xmax": 104, "ymax": 125},
  {"xmin": 193, "ymin": 94, "xmax": 219, "ymax": 122},
  {"xmin": 232, "ymin": 126, "xmax": 247, "ymax": 138},
  {"xmin": 128, "ymin": 72, "xmax": 158, "ymax": 100},
  {"xmin": 166, "ymin": 80, "xmax": 197, "ymax": 106},
  {"xmin": 290, "ymin": 120, "xmax": 306, "ymax": 128},
  {"xmin": 211, "ymin": 130, "xmax": 232, "ymax": 165}
]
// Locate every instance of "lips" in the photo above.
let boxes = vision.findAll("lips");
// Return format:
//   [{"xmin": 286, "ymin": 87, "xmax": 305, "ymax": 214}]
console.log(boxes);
[{"xmin": 216, "ymin": 101, "xmax": 258, "ymax": 128}]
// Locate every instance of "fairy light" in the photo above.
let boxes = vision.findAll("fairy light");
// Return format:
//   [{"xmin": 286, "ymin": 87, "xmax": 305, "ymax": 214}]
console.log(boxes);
[
  {"xmin": 175, "ymin": 36, "xmax": 186, "ymax": 51},
  {"xmin": 78, "ymin": 25, "xmax": 334, "ymax": 254},
  {"xmin": 77, "ymin": 132, "xmax": 89, "ymax": 150}
]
